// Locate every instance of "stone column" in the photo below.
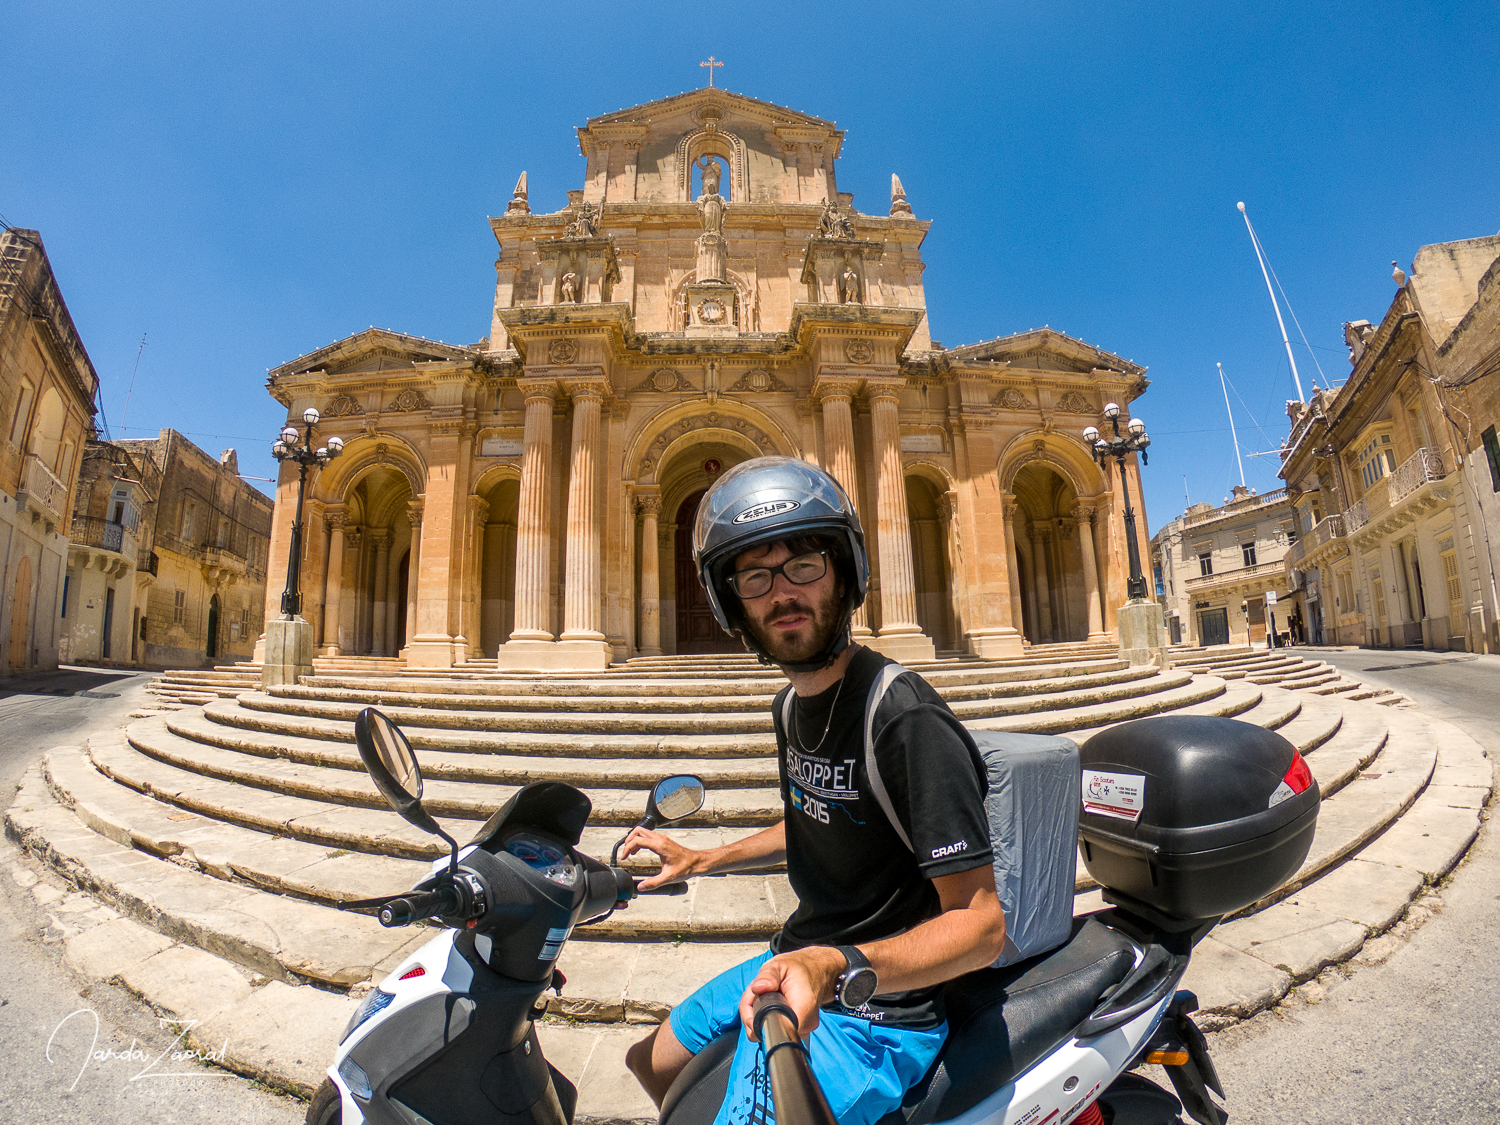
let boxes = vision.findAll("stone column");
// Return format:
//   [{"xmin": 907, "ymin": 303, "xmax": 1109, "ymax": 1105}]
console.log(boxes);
[
  {"xmin": 402, "ymin": 504, "xmax": 421, "ymax": 658},
  {"xmin": 1001, "ymin": 494, "xmax": 1025, "ymax": 642},
  {"xmin": 938, "ymin": 491, "xmax": 963, "ymax": 652},
  {"xmin": 1031, "ymin": 529, "xmax": 1054, "ymax": 642},
  {"xmin": 867, "ymin": 381, "xmax": 934, "ymax": 662},
  {"xmin": 384, "ymin": 536, "xmax": 402, "ymax": 657},
  {"xmin": 637, "ymin": 493, "xmax": 663, "ymax": 656},
  {"xmin": 816, "ymin": 380, "xmax": 872, "ymax": 638},
  {"xmin": 462, "ymin": 496, "xmax": 489, "ymax": 659},
  {"xmin": 1075, "ymin": 504, "xmax": 1106, "ymax": 638},
  {"xmin": 509, "ymin": 380, "xmax": 557, "ymax": 642},
  {"xmin": 369, "ymin": 531, "xmax": 392, "ymax": 656},
  {"xmin": 321, "ymin": 511, "xmax": 346, "ymax": 655},
  {"xmin": 1053, "ymin": 518, "xmax": 1073, "ymax": 641},
  {"xmin": 561, "ymin": 381, "xmax": 606, "ymax": 643}
]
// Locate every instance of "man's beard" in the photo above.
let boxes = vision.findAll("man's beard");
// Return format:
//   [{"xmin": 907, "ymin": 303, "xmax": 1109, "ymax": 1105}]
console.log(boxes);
[{"xmin": 743, "ymin": 586, "xmax": 845, "ymax": 665}]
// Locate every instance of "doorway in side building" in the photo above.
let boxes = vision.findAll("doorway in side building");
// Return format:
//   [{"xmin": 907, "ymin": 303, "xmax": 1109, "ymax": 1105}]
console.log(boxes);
[
  {"xmin": 206, "ymin": 594, "xmax": 220, "ymax": 661},
  {"xmin": 1199, "ymin": 607, "xmax": 1229, "ymax": 646}
]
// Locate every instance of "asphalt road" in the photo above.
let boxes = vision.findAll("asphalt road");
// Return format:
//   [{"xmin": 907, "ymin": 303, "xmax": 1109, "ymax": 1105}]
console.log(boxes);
[
  {"xmin": 0, "ymin": 667, "xmax": 305, "ymax": 1123},
  {"xmin": 1207, "ymin": 648, "xmax": 1500, "ymax": 1123}
]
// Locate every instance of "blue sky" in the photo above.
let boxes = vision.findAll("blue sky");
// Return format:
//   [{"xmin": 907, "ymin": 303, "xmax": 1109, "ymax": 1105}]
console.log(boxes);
[{"xmin": 6, "ymin": 2, "xmax": 1497, "ymax": 532}]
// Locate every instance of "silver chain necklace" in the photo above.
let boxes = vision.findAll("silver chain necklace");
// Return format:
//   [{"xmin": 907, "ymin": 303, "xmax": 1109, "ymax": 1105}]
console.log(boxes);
[{"xmin": 792, "ymin": 673, "xmax": 847, "ymax": 756}]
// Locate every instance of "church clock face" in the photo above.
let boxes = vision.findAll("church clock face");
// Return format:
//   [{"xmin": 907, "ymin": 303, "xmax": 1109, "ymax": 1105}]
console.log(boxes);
[{"xmin": 698, "ymin": 299, "xmax": 726, "ymax": 324}]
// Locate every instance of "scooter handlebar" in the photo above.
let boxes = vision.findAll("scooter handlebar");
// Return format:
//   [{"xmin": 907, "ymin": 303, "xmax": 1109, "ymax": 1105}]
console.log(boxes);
[
  {"xmin": 378, "ymin": 886, "xmax": 462, "ymax": 927},
  {"xmin": 750, "ymin": 993, "xmax": 839, "ymax": 1125}
]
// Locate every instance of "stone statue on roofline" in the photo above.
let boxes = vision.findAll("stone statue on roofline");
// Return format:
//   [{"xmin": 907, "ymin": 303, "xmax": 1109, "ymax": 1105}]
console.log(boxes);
[
  {"xmin": 564, "ymin": 201, "xmax": 601, "ymax": 239},
  {"xmin": 817, "ymin": 200, "xmax": 856, "ymax": 240}
]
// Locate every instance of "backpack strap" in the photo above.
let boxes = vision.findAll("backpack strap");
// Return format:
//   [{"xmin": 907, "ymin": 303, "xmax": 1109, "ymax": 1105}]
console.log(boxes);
[
  {"xmin": 777, "ymin": 685, "xmax": 795, "ymax": 744},
  {"xmin": 862, "ymin": 662, "xmax": 914, "ymax": 852}
]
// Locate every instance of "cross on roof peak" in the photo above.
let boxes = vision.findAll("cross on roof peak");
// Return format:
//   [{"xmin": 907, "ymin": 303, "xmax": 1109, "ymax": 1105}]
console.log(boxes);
[{"xmin": 700, "ymin": 56, "xmax": 723, "ymax": 88}]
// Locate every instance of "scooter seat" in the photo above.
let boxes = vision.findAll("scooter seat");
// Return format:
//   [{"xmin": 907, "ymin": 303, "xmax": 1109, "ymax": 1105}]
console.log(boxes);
[
  {"xmin": 659, "ymin": 1028, "xmax": 738, "ymax": 1125},
  {"xmin": 903, "ymin": 916, "xmax": 1138, "ymax": 1123}
]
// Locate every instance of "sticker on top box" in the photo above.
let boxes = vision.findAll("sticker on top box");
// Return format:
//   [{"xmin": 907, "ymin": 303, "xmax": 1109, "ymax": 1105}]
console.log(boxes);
[{"xmin": 1081, "ymin": 769, "xmax": 1147, "ymax": 822}]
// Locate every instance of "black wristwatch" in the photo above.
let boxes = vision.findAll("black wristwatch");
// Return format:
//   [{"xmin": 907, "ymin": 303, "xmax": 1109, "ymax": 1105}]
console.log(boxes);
[{"xmin": 833, "ymin": 945, "xmax": 878, "ymax": 1010}]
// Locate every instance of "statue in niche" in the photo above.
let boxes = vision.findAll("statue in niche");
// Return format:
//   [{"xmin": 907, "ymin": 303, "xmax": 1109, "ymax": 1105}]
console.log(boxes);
[
  {"xmin": 696, "ymin": 155, "xmax": 725, "ymax": 235},
  {"xmin": 817, "ymin": 200, "xmax": 855, "ymax": 240},
  {"xmin": 560, "ymin": 270, "xmax": 578, "ymax": 303},
  {"xmin": 838, "ymin": 252, "xmax": 861, "ymax": 305},
  {"xmin": 564, "ymin": 202, "xmax": 600, "ymax": 239}
]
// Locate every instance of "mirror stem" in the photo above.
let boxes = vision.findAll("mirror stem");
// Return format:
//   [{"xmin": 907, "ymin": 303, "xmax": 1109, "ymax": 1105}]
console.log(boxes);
[{"xmin": 436, "ymin": 825, "xmax": 460, "ymax": 876}]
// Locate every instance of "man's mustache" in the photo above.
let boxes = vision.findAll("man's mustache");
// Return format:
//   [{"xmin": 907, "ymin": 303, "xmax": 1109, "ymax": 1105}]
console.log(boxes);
[{"xmin": 765, "ymin": 600, "xmax": 816, "ymax": 625}]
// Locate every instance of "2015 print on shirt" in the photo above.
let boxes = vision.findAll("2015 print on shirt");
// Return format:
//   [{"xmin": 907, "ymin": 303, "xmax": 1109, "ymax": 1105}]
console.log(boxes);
[{"xmin": 786, "ymin": 744, "xmax": 859, "ymax": 826}]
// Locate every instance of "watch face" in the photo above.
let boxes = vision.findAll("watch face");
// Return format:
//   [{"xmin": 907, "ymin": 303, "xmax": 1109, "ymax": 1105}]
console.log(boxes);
[{"xmin": 840, "ymin": 966, "xmax": 878, "ymax": 1009}]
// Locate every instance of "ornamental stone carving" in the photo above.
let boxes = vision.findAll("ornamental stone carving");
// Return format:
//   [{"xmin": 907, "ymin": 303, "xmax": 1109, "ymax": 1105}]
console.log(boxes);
[
  {"xmin": 1055, "ymin": 390, "xmax": 1094, "ymax": 413},
  {"xmin": 323, "ymin": 394, "xmax": 364, "ymax": 417},
  {"xmin": 727, "ymin": 368, "xmax": 789, "ymax": 393},
  {"xmin": 995, "ymin": 388, "xmax": 1034, "ymax": 410},
  {"xmin": 388, "ymin": 389, "xmax": 429, "ymax": 412},
  {"xmin": 640, "ymin": 368, "xmax": 692, "ymax": 393},
  {"xmin": 638, "ymin": 413, "xmax": 777, "ymax": 477},
  {"xmin": 844, "ymin": 339, "xmax": 874, "ymax": 364},
  {"xmin": 547, "ymin": 339, "xmax": 579, "ymax": 365}
]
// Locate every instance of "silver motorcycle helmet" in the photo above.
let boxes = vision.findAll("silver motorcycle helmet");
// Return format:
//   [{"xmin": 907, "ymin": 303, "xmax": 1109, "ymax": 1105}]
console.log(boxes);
[{"xmin": 692, "ymin": 456, "xmax": 868, "ymax": 671}]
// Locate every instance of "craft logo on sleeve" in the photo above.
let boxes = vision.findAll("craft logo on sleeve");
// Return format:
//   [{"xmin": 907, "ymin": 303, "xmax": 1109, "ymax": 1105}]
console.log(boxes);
[{"xmin": 1081, "ymin": 769, "xmax": 1147, "ymax": 822}]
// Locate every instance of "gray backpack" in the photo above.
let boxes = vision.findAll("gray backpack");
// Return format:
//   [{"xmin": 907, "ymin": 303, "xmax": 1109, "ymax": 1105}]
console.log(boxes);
[{"xmin": 780, "ymin": 662, "xmax": 1080, "ymax": 967}]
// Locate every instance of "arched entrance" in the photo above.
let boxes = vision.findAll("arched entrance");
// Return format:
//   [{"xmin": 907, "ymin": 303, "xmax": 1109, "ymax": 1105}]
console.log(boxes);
[
  {"xmin": 479, "ymin": 476, "xmax": 520, "ymax": 656},
  {"xmin": 905, "ymin": 475, "xmax": 955, "ymax": 652},
  {"xmin": 9, "ymin": 554, "xmax": 31, "ymax": 669},
  {"xmin": 1012, "ymin": 463, "xmax": 1093, "ymax": 645},
  {"xmin": 334, "ymin": 466, "xmax": 415, "ymax": 656},
  {"xmin": 206, "ymin": 594, "xmax": 220, "ymax": 660},
  {"xmin": 672, "ymin": 489, "xmax": 742, "ymax": 655}
]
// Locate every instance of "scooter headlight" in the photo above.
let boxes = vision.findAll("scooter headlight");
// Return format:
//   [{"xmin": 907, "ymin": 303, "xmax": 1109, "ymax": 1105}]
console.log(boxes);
[
  {"xmin": 341, "ymin": 987, "xmax": 394, "ymax": 1044},
  {"xmin": 338, "ymin": 1055, "xmax": 373, "ymax": 1100}
]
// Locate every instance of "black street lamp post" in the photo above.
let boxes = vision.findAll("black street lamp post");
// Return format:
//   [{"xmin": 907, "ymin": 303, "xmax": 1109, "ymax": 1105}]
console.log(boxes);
[
  {"xmin": 271, "ymin": 407, "xmax": 343, "ymax": 618},
  {"xmin": 1084, "ymin": 403, "xmax": 1152, "ymax": 602}
]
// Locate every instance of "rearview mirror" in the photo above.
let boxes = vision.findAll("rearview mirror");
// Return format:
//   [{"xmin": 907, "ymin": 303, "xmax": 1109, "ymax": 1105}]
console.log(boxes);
[
  {"xmin": 355, "ymin": 707, "xmax": 446, "ymax": 840},
  {"xmin": 645, "ymin": 774, "xmax": 705, "ymax": 828}
]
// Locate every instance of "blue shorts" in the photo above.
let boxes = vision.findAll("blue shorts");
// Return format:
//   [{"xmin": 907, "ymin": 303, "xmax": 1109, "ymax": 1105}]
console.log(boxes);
[{"xmin": 668, "ymin": 950, "xmax": 947, "ymax": 1125}]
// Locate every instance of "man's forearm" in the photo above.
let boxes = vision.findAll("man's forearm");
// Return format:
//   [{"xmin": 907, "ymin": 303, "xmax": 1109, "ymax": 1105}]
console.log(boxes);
[
  {"xmin": 859, "ymin": 894, "xmax": 1005, "ymax": 994},
  {"xmin": 694, "ymin": 821, "xmax": 786, "ymax": 875}
]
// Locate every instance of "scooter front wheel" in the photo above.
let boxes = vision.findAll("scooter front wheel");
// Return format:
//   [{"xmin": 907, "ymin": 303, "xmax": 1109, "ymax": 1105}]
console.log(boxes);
[{"xmin": 306, "ymin": 1079, "xmax": 341, "ymax": 1125}]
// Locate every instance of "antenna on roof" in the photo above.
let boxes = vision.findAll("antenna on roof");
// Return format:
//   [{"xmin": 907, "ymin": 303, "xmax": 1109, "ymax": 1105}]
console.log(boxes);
[
  {"xmin": 121, "ymin": 333, "xmax": 147, "ymax": 434},
  {"xmin": 1237, "ymin": 202, "xmax": 1306, "ymax": 403},
  {"xmin": 1218, "ymin": 362, "xmax": 1247, "ymax": 487}
]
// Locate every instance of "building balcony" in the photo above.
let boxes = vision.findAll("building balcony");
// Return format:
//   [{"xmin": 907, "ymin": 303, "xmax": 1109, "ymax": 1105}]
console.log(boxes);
[
  {"xmin": 1181, "ymin": 486, "xmax": 1289, "ymax": 529},
  {"xmin": 16, "ymin": 454, "xmax": 67, "ymax": 532},
  {"xmin": 202, "ymin": 544, "xmax": 248, "ymax": 584},
  {"xmin": 1284, "ymin": 513, "xmax": 1346, "ymax": 571},
  {"xmin": 1184, "ymin": 559, "xmax": 1286, "ymax": 599},
  {"xmin": 1344, "ymin": 447, "xmax": 1450, "ymax": 546},
  {"xmin": 138, "ymin": 550, "xmax": 159, "ymax": 577},
  {"xmin": 68, "ymin": 514, "xmax": 139, "ymax": 565}
]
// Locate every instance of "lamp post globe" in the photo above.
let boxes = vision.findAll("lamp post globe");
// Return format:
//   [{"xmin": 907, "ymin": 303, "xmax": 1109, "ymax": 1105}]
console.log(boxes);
[
  {"xmin": 303, "ymin": 407, "xmax": 321, "ymax": 426},
  {"xmin": 274, "ymin": 408, "xmax": 341, "ymax": 620}
]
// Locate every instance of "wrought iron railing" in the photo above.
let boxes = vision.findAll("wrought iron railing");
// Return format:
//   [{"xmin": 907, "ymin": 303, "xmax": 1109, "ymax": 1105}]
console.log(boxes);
[
  {"xmin": 138, "ymin": 550, "xmax": 159, "ymax": 576},
  {"xmin": 68, "ymin": 515, "xmax": 138, "ymax": 561},
  {"xmin": 17, "ymin": 454, "xmax": 66, "ymax": 527},
  {"xmin": 1285, "ymin": 513, "xmax": 1346, "ymax": 568},
  {"xmin": 1388, "ymin": 446, "xmax": 1445, "ymax": 503},
  {"xmin": 1345, "ymin": 499, "xmax": 1370, "ymax": 533}
]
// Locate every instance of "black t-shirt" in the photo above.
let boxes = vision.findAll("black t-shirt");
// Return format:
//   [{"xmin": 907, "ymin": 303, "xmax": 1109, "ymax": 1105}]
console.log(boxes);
[{"xmin": 770, "ymin": 646, "xmax": 992, "ymax": 1029}]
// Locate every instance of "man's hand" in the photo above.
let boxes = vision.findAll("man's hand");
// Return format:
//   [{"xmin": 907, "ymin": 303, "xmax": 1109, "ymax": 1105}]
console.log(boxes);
[
  {"xmin": 617, "ymin": 827, "xmax": 704, "ymax": 890},
  {"xmin": 737, "ymin": 947, "xmax": 846, "ymax": 1040}
]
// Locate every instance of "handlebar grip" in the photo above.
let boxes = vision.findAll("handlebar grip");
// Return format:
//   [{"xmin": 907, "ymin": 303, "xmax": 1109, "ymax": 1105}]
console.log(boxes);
[{"xmin": 378, "ymin": 886, "xmax": 460, "ymax": 927}]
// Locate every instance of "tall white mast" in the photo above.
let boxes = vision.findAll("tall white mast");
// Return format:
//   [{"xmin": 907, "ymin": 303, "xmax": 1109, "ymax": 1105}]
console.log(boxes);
[
  {"xmin": 1218, "ymin": 362, "xmax": 1246, "ymax": 487},
  {"xmin": 1237, "ymin": 202, "xmax": 1306, "ymax": 404}
]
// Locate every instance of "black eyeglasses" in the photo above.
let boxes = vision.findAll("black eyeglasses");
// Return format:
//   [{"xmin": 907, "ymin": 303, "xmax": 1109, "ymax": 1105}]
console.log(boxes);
[{"xmin": 726, "ymin": 551, "xmax": 830, "ymax": 599}]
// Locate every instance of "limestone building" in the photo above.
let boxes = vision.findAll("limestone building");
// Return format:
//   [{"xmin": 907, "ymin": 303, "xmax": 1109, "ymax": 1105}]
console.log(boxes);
[
  {"xmin": 0, "ymin": 228, "xmax": 99, "ymax": 674},
  {"xmin": 1281, "ymin": 233, "xmax": 1500, "ymax": 652},
  {"xmin": 1151, "ymin": 485, "xmax": 1298, "ymax": 648},
  {"xmin": 115, "ymin": 430, "xmax": 274, "ymax": 668},
  {"xmin": 256, "ymin": 88, "xmax": 1153, "ymax": 671},
  {"xmin": 60, "ymin": 439, "xmax": 160, "ymax": 665}
]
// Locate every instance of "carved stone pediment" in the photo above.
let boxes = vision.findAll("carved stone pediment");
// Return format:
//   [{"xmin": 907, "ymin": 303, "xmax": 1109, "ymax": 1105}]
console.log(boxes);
[
  {"xmin": 388, "ymin": 388, "xmax": 430, "ymax": 413},
  {"xmin": 1054, "ymin": 390, "xmax": 1095, "ymax": 414},
  {"xmin": 638, "ymin": 368, "xmax": 694, "ymax": 393},
  {"xmin": 1007, "ymin": 349, "xmax": 1095, "ymax": 373},
  {"xmin": 323, "ymin": 394, "xmax": 365, "ymax": 417},
  {"xmin": 727, "ymin": 368, "xmax": 790, "ymax": 393}
]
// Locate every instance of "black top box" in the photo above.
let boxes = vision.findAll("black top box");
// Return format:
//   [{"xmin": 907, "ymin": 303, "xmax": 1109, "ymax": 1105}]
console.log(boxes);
[{"xmin": 1078, "ymin": 715, "xmax": 1320, "ymax": 924}]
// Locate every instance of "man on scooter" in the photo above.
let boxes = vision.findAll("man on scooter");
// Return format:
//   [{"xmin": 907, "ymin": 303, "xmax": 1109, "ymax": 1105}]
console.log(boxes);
[{"xmin": 621, "ymin": 457, "xmax": 1007, "ymax": 1125}]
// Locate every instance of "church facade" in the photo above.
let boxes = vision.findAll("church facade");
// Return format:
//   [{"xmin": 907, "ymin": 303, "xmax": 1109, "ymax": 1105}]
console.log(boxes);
[{"xmin": 257, "ymin": 88, "xmax": 1152, "ymax": 671}]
